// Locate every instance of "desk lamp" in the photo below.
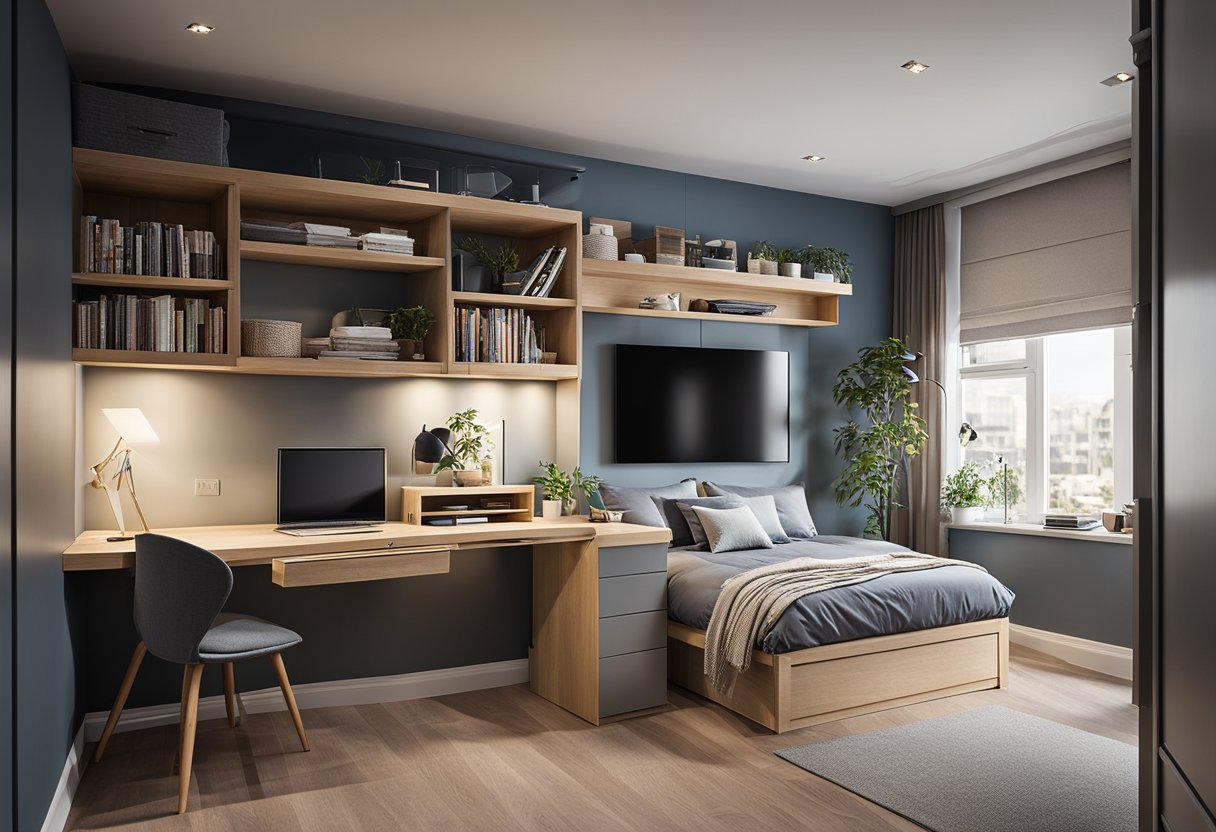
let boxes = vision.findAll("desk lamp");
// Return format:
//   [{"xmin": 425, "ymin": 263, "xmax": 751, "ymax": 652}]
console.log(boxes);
[
  {"xmin": 90, "ymin": 408, "xmax": 160, "ymax": 541},
  {"xmin": 413, "ymin": 425, "xmax": 455, "ymax": 475}
]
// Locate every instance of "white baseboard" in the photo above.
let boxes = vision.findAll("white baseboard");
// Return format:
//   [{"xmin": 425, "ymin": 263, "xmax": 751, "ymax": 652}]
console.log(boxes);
[
  {"xmin": 39, "ymin": 724, "xmax": 84, "ymax": 832},
  {"xmin": 82, "ymin": 657, "xmax": 529, "ymax": 743},
  {"xmin": 1009, "ymin": 624, "xmax": 1132, "ymax": 681}
]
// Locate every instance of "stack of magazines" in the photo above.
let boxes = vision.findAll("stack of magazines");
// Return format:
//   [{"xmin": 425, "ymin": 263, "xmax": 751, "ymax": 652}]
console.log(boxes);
[
  {"xmin": 360, "ymin": 231, "xmax": 414, "ymax": 255},
  {"xmin": 290, "ymin": 222, "xmax": 358, "ymax": 248},
  {"xmin": 318, "ymin": 325, "xmax": 399, "ymax": 361}
]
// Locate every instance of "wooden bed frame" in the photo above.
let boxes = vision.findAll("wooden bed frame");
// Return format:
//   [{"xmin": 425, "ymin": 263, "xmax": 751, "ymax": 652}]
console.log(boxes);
[{"xmin": 667, "ymin": 617, "xmax": 1009, "ymax": 733}]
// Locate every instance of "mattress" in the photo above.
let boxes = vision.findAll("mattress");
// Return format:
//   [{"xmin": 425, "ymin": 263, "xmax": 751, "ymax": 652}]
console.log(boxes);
[{"xmin": 666, "ymin": 536, "xmax": 1015, "ymax": 654}]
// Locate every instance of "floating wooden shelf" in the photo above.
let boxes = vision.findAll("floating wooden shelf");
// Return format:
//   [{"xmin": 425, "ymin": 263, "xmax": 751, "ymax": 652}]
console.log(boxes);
[
  {"xmin": 451, "ymin": 291, "xmax": 577, "ymax": 309},
  {"xmin": 73, "ymin": 349, "xmax": 233, "ymax": 368},
  {"xmin": 581, "ymin": 305, "xmax": 836, "ymax": 328},
  {"xmin": 239, "ymin": 240, "xmax": 445, "ymax": 273},
  {"xmin": 581, "ymin": 258, "xmax": 852, "ymax": 296},
  {"xmin": 452, "ymin": 362, "xmax": 579, "ymax": 380},
  {"xmin": 234, "ymin": 357, "xmax": 447, "ymax": 378},
  {"xmin": 419, "ymin": 508, "xmax": 531, "ymax": 518},
  {"xmin": 72, "ymin": 273, "xmax": 233, "ymax": 291}
]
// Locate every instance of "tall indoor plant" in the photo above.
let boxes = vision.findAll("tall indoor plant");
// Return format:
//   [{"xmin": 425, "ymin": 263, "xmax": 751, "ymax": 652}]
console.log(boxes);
[
  {"xmin": 832, "ymin": 337, "xmax": 928, "ymax": 539},
  {"xmin": 435, "ymin": 408, "xmax": 494, "ymax": 486}
]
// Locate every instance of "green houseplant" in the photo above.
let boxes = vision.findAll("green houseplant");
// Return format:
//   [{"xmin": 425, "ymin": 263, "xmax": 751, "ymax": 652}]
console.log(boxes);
[
  {"xmin": 384, "ymin": 306, "xmax": 435, "ymax": 359},
  {"xmin": 941, "ymin": 461, "xmax": 987, "ymax": 525},
  {"xmin": 435, "ymin": 408, "xmax": 494, "ymax": 485},
  {"xmin": 531, "ymin": 462, "xmax": 601, "ymax": 516},
  {"xmin": 833, "ymin": 337, "xmax": 928, "ymax": 540},
  {"xmin": 456, "ymin": 235, "xmax": 520, "ymax": 290},
  {"xmin": 986, "ymin": 462, "xmax": 1023, "ymax": 520},
  {"xmin": 804, "ymin": 245, "xmax": 853, "ymax": 284},
  {"xmin": 748, "ymin": 240, "xmax": 779, "ymax": 275},
  {"xmin": 776, "ymin": 248, "xmax": 803, "ymax": 278}
]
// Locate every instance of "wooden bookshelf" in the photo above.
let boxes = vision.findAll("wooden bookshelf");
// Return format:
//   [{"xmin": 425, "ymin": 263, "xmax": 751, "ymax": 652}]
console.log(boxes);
[
  {"xmin": 452, "ymin": 291, "xmax": 577, "ymax": 310},
  {"xmin": 72, "ymin": 349, "xmax": 233, "ymax": 369},
  {"xmin": 234, "ymin": 357, "xmax": 446, "ymax": 378},
  {"xmin": 239, "ymin": 241, "xmax": 446, "ymax": 273},
  {"xmin": 72, "ymin": 273, "xmax": 233, "ymax": 292}
]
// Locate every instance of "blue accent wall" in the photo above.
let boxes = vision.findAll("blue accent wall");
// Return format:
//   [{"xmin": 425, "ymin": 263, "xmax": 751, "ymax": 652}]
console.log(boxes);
[{"xmin": 949, "ymin": 529, "xmax": 1132, "ymax": 647}]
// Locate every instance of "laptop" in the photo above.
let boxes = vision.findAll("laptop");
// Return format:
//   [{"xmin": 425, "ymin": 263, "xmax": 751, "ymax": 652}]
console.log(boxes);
[{"xmin": 275, "ymin": 447, "xmax": 387, "ymax": 536}]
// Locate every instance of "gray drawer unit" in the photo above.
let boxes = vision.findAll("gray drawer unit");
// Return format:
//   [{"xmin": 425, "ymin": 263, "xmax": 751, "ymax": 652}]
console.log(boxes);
[
  {"xmin": 599, "ymin": 610, "xmax": 667, "ymax": 658},
  {"xmin": 598, "ymin": 543, "xmax": 667, "ymax": 578},
  {"xmin": 599, "ymin": 648, "xmax": 668, "ymax": 717},
  {"xmin": 599, "ymin": 572, "xmax": 667, "ymax": 618}
]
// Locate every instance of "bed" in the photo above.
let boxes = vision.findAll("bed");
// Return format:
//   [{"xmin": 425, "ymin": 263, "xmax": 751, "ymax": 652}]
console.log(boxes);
[{"xmin": 665, "ymin": 536, "xmax": 1014, "ymax": 733}]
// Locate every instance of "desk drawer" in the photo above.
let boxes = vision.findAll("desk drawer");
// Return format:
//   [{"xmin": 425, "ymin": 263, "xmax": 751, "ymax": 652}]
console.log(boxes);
[
  {"xmin": 599, "ymin": 572, "xmax": 667, "ymax": 618},
  {"xmin": 598, "ymin": 543, "xmax": 667, "ymax": 578},
  {"xmin": 272, "ymin": 546, "xmax": 450, "ymax": 588},
  {"xmin": 599, "ymin": 610, "xmax": 668, "ymax": 658},
  {"xmin": 600, "ymin": 648, "xmax": 668, "ymax": 717}
]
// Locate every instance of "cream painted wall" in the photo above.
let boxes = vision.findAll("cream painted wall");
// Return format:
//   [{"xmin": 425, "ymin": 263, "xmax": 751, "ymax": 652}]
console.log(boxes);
[{"xmin": 79, "ymin": 368, "xmax": 556, "ymax": 530}]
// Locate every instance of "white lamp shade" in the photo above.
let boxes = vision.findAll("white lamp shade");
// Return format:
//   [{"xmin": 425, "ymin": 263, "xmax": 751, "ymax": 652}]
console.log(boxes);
[{"xmin": 102, "ymin": 408, "xmax": 160, "ymax": 445}]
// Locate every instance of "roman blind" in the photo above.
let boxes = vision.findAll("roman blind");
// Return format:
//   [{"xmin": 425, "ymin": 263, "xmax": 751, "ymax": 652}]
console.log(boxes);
[{"xmin": 959, "ymin": 161, "xmax": 1131, "ymax": 343}]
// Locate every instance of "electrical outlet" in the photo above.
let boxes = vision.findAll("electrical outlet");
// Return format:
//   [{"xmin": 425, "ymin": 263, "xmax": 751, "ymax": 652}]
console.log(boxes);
[{"xmin": 194, "ymin": 478, "xmax": 220, "ymax": 497}]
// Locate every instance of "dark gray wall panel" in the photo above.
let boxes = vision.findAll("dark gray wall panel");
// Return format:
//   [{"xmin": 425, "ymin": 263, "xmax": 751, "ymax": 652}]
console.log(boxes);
[
  {"xmin": 0, "ymin": 0, "xmax": 14, "ymax": 828},
  {"xmin": 948, "ymin": 529, "xmax": 1131, "ymax": 647}
]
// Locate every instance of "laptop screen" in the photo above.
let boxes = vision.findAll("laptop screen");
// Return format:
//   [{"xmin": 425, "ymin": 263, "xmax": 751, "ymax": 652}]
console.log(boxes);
[{"xmin": 277, "ymin": 448, "xmax": 387, "ymax": 525}]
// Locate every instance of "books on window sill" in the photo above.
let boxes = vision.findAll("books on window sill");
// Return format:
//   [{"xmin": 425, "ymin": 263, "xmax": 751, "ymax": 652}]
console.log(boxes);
[
  {"xmin": 1043, "ymin": 514, "xmax": 1102, "ymax": 530},
  {"xmin": 73, "ymin": 294, "xmax": 225, "ymax": 353},
  {"xmin": 80, "ymin": 216, "xmax": 224, "ymax": 279},
  {"xmin": 455, "ymin": 305, "xmax": 546, "ymax": 364}
]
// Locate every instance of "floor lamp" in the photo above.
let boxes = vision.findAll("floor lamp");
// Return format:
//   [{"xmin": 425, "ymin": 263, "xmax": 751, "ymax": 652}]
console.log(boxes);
[{"xmin": 90, "ymin": 408, "xmax": 160, "ymax": 542}]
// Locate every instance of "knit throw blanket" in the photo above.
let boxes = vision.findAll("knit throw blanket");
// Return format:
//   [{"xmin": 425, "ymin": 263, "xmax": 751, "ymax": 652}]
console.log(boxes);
[{"xmin": 703, "ymin": 552, "xmax": 986, "ymax": 695}]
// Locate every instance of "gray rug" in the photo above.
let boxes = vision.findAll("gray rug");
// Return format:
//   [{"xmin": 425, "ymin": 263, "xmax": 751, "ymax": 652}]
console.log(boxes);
[{"xmin": 775, "ymin": 706, "xmax": 1136, "ymax": 832}]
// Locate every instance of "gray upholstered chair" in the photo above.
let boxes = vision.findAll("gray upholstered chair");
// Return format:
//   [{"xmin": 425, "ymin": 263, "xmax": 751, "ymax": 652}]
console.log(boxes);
[{"xmin": 93, "ymin": 534, "xmax": 310, "ymax": 814}]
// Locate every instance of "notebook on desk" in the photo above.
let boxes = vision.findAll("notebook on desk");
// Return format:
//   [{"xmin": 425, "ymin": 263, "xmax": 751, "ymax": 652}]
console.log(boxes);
[{"xmin": 275, "ymin": 447, "xmax": 387, "ymax": 535}]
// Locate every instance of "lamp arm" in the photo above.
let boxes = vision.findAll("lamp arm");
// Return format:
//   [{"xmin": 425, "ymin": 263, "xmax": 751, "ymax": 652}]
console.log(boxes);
[
  {"xmin": 89, "ymin": 437, "xmax": 126, "ymax": 488},
  {"xmin": 922, "ymin": 377, "xmax": 948, "ymax": 401}
]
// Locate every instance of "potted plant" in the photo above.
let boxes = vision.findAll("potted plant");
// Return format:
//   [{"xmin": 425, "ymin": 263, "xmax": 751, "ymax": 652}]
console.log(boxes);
[
  {"xmin": 985, "ymin": 461, "xmax": 1023, "ymax": 521},
  {"xmin": 777, "ymin": 248, "xmax": 802, "ymax": 278},
  {"xmin": 941, "ymin": 461, "xmax": 987, "ymax": 525},
  {"xmin": 832, "ymin": 337, "xmax": 928, "ymax": 540},
  {"xmin": 381, "ymin": 305, "xmax": 436, "ymax": 360},
  {"xmin": 748, "ymin": 240, "xmax": 779, "ymax": 275},
  {"xmin": 803, "ymin": 245, "xmax": 853, "ymax": 283},
  {"xmin": 532, "ymin": 462, "xmax": 602, "ymax": 517},
  {"xmin": 434, "ymin": 408, "xmax": 494, "ymax": 486},
  {"xmin": 456, "ymin": 235, "xmax": 520, "ymax": 292}
]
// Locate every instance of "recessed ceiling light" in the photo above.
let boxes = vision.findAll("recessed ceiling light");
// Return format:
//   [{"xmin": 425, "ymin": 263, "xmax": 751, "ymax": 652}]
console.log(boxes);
[
  {"xmin": 802, "ymin": 155, "xmax": 826, "ymax": 163},
  {"xmin": 185, "ymin": 22, "xmax": 215, "ymax": 34},
  {"xmin": 901, "ymin": 60, "xmax": 930, "ymax": 74},
  {"xmin": 1101, "ymin": 71, "xmax": 1134, "ymax": 86}
]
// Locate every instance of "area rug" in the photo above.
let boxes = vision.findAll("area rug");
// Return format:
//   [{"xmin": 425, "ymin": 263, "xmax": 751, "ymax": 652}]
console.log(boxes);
[{"xmin": 775, "ymin": 706, "xmax": 1136, "ymax": 832}]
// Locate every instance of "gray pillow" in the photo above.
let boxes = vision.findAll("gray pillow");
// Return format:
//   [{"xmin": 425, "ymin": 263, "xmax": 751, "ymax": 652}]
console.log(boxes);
[
  {"xmin": 598, "ymin": 479, "xmax": 698, "ymax": 530},
  {"xmin": 702, "ymin": 482, "xmax": 817, "ymax": 539},
  {"xmin": 674, "ymin": 496, "xmax": 745, "ymax": 548},
  {"xmin": 739, "ymin": 495, "xmax": 791, "ymax": 544},
  {"xmin": 692, "ymin": 505, "xmax": 774, "ymax": 554}
]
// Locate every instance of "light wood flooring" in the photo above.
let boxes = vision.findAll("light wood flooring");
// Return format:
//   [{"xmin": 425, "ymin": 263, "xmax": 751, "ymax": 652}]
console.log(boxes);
[{"xmin": 66, "ymin": 645, "xmax": 1137, "ymax": 831}]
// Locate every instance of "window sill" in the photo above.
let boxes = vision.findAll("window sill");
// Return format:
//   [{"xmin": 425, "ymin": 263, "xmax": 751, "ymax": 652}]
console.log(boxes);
[{"xmin": 947, "ymin": 521, "xmax": 1133, "ymax": 545}]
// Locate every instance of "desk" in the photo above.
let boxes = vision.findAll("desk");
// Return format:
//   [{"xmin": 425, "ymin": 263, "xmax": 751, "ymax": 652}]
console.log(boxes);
[{"xmin": 65, "ymin": 517, "xmax": 672, "ymax": 725}]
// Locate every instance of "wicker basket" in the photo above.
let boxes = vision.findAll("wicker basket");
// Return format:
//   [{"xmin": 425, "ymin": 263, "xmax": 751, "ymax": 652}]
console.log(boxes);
[
  {"xmin": 583, "ymin": 233, "xmax": 618, "ymax": 261},
  {"xmin": 241, "ymin": 319, "xmax": 302, "ymax": 357}
]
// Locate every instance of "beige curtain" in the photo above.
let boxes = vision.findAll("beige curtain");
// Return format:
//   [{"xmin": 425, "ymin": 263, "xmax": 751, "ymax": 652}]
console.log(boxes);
[{"xmin": 892, "ymin": 204, "xmax": 945, "ymax": 555}]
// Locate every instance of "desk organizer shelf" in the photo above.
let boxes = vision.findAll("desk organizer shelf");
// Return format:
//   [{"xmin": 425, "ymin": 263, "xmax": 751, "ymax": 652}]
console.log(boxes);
[{"xmin": 401, "ymin": 485, "xmax": 534, "ymax": 525}]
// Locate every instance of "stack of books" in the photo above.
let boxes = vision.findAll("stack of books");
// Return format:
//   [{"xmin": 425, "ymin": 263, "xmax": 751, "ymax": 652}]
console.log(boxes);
[
  {"xmin": 73, "ymin": 293, "xmax": 225, "ymax": 353},
  {"xmin": 1044, "ymin": 514, "xmax": 1102, "ymax": 531},
  {"xmin": 80, "ymin": 216, "xmax": 224, "ymax": 279},
  {"xmin": 455, "ymin": 306, "xmax": 545, "ymax": 363},
  {"xmin": 359, "ymin": 231, "xmax": 415, "ymax": 255},
  {"xmin": 505, "ymin": 246, "xmax": 567, "ymax": 298},
  {"xmin": 318, "ymin": 325, "xmax": 400, "ymax": 361},
  {"xmin": 289, "ymin": 221, "xmax": 358, "ymax": 248}
]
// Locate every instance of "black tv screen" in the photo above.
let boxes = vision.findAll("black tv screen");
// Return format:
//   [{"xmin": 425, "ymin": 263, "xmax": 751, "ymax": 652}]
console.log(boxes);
[
  {"xmin": 277, "ymin": 447, "xmax": 387, "ymax": 524},
  {"xmin": 614, "ymin": 345, "xmax": 789, "ymax": 463}
]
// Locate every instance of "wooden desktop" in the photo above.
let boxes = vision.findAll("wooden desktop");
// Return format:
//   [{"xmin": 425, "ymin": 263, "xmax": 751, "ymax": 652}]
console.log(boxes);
[{"xmin": 64, "ymin": 517, "xmax": 672, "ymax": 725}]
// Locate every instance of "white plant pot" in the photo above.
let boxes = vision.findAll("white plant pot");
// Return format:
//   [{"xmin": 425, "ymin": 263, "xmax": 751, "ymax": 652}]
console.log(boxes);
[
  {"xmin": 779, "ymin": 262, "xmax": 801, "ymax": 278},
  {"xmin": 759, "ymin": 259, "xmax": 778, "ymax": 276},
  {"xmin": 541, "ymin": 499, "xmax": 562, "ymax": 519},
  {"xmin": 951, "ymin": 506, "xmax": 984, "ymax": 525},
  {"xmin": 813, "ymin": 271, "xmax": 834, "ymax": 282}
]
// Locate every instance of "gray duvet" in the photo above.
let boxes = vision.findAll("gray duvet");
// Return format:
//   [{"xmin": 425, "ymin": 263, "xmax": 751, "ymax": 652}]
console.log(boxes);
[{"xmin": 667, "ymin": 536, "xmax": 1014, "ymax": 654}]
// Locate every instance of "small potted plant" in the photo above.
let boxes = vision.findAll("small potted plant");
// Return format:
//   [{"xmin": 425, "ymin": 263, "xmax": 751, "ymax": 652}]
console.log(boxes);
[
  {"xmin": 456, "ymin": 235, "xmax": 520, "ymax": 292},
  {"xmin": 777, "ymin": 248, "xmax": 802, "ymax": 278},
  {"xmin": 986, "ymin": 462, "xmax": 1023, "ymax": 521},
  {"xmin": 748, "ymin": 240, "xmax": 779, "ymax": 275},
  {"xmin": 382, "ymin": 305, "xmax": 435, "ymax": 360},
  {"xmin": 941, "ymin": 461, "xmax": 987, "ymax": 525},
  {"xmin": 434, "ymin": 408, "xmax": 494, "ymax": 486},
  {"xmin": 803, "ymin": 245, "xmax": 853, "ymax": 283},
  {"xmin": 532, "ymin": 462, "xmax": 603, "ymax": 517}
]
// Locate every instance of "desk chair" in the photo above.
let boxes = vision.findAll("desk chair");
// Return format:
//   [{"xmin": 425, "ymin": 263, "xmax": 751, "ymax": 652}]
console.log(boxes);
[{"xmin": 93, "ymin": 533, "xmax": 310, "ymax": 814}]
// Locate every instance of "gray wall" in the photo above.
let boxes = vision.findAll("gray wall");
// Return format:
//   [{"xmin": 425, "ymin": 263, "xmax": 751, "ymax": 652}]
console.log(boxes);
[
  {"xmin": 949, "ymin": 529, "xmax": 1132, "ymax": 647},
  {"xmin": 0, "ymin": 0, "xmax": 13, "ymax": 827},
  {"xmin": 13, "ymin": 1, "xmax": 77, "ymax": 830},
  {"xmin": 70, "ymin": 89, "xmax": 895, "ymax": 712}
]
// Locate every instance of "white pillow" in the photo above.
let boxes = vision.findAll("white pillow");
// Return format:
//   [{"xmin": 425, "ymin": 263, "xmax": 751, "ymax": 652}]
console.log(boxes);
[
  {"xmin": 738, "ymin": 495, "xmax": 790, "ymax": 544},
  {"xmin": 691, "ymin": 505, "xmax": 774, "ymax": 554}
]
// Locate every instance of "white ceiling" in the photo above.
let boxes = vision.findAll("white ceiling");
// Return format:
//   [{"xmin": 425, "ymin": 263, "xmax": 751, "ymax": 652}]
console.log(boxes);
[{"xmin": 47, "ymin": 0, "xmax": 1134, "ymax": 206}]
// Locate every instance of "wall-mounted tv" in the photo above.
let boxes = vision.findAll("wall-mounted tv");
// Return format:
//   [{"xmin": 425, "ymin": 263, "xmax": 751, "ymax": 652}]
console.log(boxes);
[{"xmin": 614, "ymin": 344, "xmax": 789, "ymax": 463}]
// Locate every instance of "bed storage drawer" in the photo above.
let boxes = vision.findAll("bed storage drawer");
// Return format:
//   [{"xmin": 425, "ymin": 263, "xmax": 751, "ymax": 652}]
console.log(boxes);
[
  {"xmin": 271, "ymin": 546, "xmax": 450, "ymax": 588},
  {"xmin": 599, "ymin": 610, "xmax": 667, "ymax": 658},
  {"xmin": 599, "ymin": 572, "xmax": 667, "ymax": 618},
  {"xmin": 599, "ymin": 648, "xmax": 668, "ymax": 717},
  {"xmin": 598, "ymin": 543, "xmax": 667, "ymax": 578}
]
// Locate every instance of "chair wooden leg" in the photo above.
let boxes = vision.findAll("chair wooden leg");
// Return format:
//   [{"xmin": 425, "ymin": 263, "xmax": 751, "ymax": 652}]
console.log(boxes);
[
  {"xmin": 222, "ymin": 662, "xmax": 238, "ymax": 728},
  {"xmin": 269, "ymin": 653, "xmax": 310, "ymax": 752},
  {"xmin": 177, "ymin": 663, "xmax": 203, "ymax": 815},
  {"xmin": 93, "ymin": 641, "xmax": 147, "ymax": 763}
]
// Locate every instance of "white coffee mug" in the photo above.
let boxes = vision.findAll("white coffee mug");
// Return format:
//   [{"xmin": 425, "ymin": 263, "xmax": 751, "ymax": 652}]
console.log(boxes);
[{"xmin": 624, "ymin": 253, "xmax": 645, "ymax": 263}]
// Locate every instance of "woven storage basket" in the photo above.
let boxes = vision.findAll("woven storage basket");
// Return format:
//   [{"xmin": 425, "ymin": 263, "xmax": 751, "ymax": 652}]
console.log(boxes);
[
  {"xmin": 241, "ymin": 319, "xmax": 302, "ymax": 357},
  {"xmin": 583, "ymin": 233, "xmax": 618, "ymax": 261}
]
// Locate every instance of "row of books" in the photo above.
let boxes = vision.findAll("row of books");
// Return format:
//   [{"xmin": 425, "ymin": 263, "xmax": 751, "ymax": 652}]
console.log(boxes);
[
  {"xmin": 505, "ymin": 246, "xmax": 567, "ymax": 298},
  {"xmin": 455, "ymin": 306, "xmax": 547, "ymax": 364},
  {"xmin": 80, "ymin": 216, "xmax": 225, "ymax": 279},
  {"xmin": 73, "ymin": 294, "xmax": 226, "ymax": 353}
]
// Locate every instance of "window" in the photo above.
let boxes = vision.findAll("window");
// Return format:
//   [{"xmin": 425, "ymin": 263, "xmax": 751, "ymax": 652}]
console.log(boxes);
[{"xmin": 957, "ymin": 326, "xmax": 1131, "ymax": 522}]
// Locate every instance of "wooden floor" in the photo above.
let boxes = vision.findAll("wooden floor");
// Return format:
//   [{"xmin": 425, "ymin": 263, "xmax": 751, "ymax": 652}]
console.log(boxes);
[{"xmin": 67, "ymin": 645, "xmax": 1137, "ymax": 831}]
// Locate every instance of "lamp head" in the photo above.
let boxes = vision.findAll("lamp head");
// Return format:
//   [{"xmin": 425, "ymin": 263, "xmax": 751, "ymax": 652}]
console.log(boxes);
[
  {"xmin": 102, "ymin": 408, "xmax": 159, "ymax": 446},
  {"xmin": 959, "ymin": 422, "xmax": 978, "ymax": 447},
  {"xmin": 413, "ymin": 425, "xmax": 452, "ymax": 465},
  {"xmin": 900, "ymin": 365, "xmax": 920, "ymax": 384}
]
